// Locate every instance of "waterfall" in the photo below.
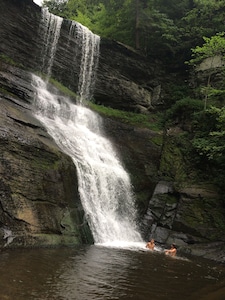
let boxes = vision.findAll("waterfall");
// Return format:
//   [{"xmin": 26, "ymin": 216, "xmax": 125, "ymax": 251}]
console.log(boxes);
[
  {"xmin": 33, "ymin": 10, "xmax": 143, "ymax": 246},
  {"xmin": 38, "ymin": 8, "xmax": 63, "ymax": 77},
  {"xmin": 76, "ymin": 23, "xmax": 100, "ymax": 103}
]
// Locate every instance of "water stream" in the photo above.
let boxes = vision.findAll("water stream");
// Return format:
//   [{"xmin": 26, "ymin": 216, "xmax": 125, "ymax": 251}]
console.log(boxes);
[
  {"xmin": 38, "ymin": 8, "xmax": 63, "ymax": 77},
  {"xmin": 76, "ymin": 22, "xmax": 100, "ymax": 103},
  {"xmin": 32, "ymin": 75, "xmax": 142, "ymax": 245}
]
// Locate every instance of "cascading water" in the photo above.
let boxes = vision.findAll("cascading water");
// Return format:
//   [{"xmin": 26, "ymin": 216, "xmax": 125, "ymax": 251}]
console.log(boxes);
[
  {"xmin": 76, "ymin": 23, "xmax": 100, "ymax": 103},
  {"xmin": 32, "ymin": 10, "xmax": 143, "ymax": 246},
  {"xmin": 38, "ymin": 8, "xmax": 63, "ymax": 77}
]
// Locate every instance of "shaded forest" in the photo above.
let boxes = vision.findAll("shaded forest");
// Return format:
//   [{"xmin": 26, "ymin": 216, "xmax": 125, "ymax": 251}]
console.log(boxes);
[{"xmin": 43, "ymin": 0, "xmax": 225, "ymax": 63}]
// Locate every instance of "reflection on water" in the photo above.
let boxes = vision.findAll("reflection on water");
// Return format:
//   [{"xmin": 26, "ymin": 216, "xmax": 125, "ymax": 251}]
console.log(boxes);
[{"xmin": 0, "ymin": 245, "xmax": 224, "ymax": 300}]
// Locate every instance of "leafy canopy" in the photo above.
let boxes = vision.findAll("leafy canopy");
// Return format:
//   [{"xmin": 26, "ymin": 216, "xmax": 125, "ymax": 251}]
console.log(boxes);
[{"xmin": 188, "ymin": 32, "xmax": 225, "ymax": 66}]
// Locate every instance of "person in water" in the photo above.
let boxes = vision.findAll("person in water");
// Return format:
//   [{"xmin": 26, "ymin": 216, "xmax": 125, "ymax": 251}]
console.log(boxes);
[
  {"xmin": 164, "ymin": 244, "xmax": 177, "ymax": 256},
  {"xmin": 146, "ymin": 239, "xmax": 155, "ymax": 250}
]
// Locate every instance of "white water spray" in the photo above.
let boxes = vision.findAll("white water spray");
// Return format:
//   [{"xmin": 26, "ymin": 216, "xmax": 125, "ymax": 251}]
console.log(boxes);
[
  {"xmin": 34, "ymin": 12, "xmax": 143, "ymax": 246},
  {"xmin": 32, "ymin": 75, "xmax": 142, "ymax": 245}
]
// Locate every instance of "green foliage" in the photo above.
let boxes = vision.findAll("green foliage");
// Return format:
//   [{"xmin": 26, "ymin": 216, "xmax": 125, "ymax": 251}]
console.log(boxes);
[
  {"xmin": 139, "ymin": 8, "xmax": 180, "ymax": 57},
  {"xmin": 89, "ymin": 102, "xmax": 163, "ymax": 131},
  {"xmin": 181, "ymin": 0, "xmax": 225, "ymax": 47},
  {"xmin": 165, "ymin": 97, "xmax": 204, "ymax": 126},
  {"xmin": 187, "ymin": 32, "xmax": 225, "ymax": 109},
  {"xmin": 43, "ymin": 0, "xmax": 225, "ymax": 65},
  {"xmin": 43, "ymin": 0, "xmax": 68, "ymax": 16},
  {"xmin": 192, "ymin": 106, "xmax": 220, "ymax": 133},
  {"xmin": 49, "ymin": 77, "xmax": 77, "ymax": 99},
  {"xmin": 159, "ymin": 134, "xmax": 190, "ymax": 183},
  {"xmin": 44, "ymin": 0, "xmax": 181, "ymax": 59},
  {"xmin": 189, "ymin": 106, "xmax": 225, "ymax": 186},
  {"xmin": 0, "ymin": 53, "xmax": 23, "ymax": 68},
  {"xmin": 154, "ymin": 0, "xmax": 192, "ymax": 20},
  {"xmin": 164, "ymin": 83, "xmax": 191, "ymax": 107},
  {"xmin": 90, "ymin": 2, "xmax": 133, "ymax": 44},
  {"xmin": 192, "ymin": 136, "xmax": 225, "ymax": 160},
  {"xmin": 188, "ymin": 32, "xmax": 225, "ymax": 66},
  {"xmin": 192, "ymin": 107, "xmax": 225, "ymax": 159},
  {"xmin": 163, "ymin": 98, "xmax": 225, "ymax": 185}
]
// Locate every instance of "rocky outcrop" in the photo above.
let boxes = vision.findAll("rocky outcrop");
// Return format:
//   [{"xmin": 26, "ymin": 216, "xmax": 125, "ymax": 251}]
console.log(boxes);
[
  {"xmin": 102, "ymin": 117, "xmax": 162, "ymax": 216},
  {"xmin": 189, "ymin": 54, "xmax": 225, "ymax": 108},
  {"xmin": 94, "ymin": 38, "xmax": 164, "ymax": 113},
  {"xmin": 0, "ymin": 61, "xmax": 93, "ymax": 247},
  {"xmin": 140, "ymin": 134, "xmax": 225, "ymax": 263},
  {"xmin": 0, "ymin": 0, "xmax": 157, "ymax": 248},
  {"xmin": 0, "ymin": 0, "xmax": 41, "ymax": 71},
  {"xmin": 102, "ymin": 118, "xmax": 225, "ymax": 262},
  {"xmin": 0, "ymin": 0, "xmax": 162, "ymax": 247},
  {"xmin": 0, "ymin": 0, "xmax": 164, "ymax": 113}
]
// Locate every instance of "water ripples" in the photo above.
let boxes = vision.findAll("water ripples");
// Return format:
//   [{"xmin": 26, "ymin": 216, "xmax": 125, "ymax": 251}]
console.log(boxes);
[{"xmin": 0, "ymin": 246, "xmax": 224, "ymax": 300}]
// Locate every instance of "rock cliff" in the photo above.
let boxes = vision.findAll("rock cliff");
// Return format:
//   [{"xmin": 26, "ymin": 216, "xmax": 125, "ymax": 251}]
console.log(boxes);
[
  {"xmin": 0, "ymin": 0, "xmax": 161, "ymax": 248},
  {"xmin": 94, "ymin": 38, "xmax": 164, "ymax": 113},
  {"xmin": 0, "ymin": 62, "xmax": 92, "ymax": 247}
]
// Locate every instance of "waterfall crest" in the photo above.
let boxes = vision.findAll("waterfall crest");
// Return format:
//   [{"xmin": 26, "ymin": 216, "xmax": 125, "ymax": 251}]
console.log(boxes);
[
  {"xmin": 33, "ymin": 10, "xmax": 143, "ymax": 246},
  {"xmin": 39, "ymin": 8, "xmax": 63, "ymax": 77},
  {"xmin": 76, "ymin": 23, "xmax": 100, "ymax": 103}
]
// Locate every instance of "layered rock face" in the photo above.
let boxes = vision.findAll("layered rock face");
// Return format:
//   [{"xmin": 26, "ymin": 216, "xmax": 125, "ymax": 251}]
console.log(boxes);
[
  {"xmin": 94, "ymin": 38, "xmax": 164, "ymax": 113},
  {"xmin": 0, "ymin": 0, "xmax": 41, "ymax": 71},
  {"xmin": 0, "ymin": 0, "xmax": 160, "ymax": 112},
  {"xmin": 0, "ymin": 62, "xmax": 92, "ymax": 247},
  {"xmin": 0, "ymin": 0, "xmax": 93, "ymax": 247}
]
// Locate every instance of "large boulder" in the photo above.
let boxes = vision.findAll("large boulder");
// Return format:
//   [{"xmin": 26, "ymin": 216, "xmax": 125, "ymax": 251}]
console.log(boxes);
[{"xmin": 140, "ymin": 133, "xmax": 225, "ymax": 263}]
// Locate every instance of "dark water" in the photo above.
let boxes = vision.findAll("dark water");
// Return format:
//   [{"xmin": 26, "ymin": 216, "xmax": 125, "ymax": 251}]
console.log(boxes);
[{"xmin": 0, "ymin": 245, "xmax": 224, "ymax": 300}]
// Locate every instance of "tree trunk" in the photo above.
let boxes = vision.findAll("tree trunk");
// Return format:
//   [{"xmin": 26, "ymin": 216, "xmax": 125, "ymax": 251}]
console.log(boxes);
[{"xmin": 135, "ymin": 0, "xmax": 140, "ymax": 50}]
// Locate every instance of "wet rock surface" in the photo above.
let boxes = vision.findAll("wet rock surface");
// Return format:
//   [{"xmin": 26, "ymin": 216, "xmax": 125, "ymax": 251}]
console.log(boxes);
[{"xmin": 0, "ymin": 63, "xmax": 92, "ymax": 247}]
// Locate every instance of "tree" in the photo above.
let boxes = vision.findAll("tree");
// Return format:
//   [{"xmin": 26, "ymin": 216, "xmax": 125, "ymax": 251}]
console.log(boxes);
[
  {"xmin": 188, "ymin": 32, "xmax": 225, "ymax": 109},
  {"xmin": 43, "ymin": 0, "xmax": 180, "ymax": 57},
  {"xmin": 43, "ymin": 0, "xmax": 68, "ymax": 16},
  {"xmin": 43, "ymin": 0, "xmax": 225, "ymax": 66},
  {"xmin": 192, "ymin": 106, "xmax": 225, "ymax": 176},
  {"xmin": 181, "ymin": 0, "xmax": 225, "ymax": 46},
  {"xmin": 135, "ymin": 0, "xmax": 141, "ymax": 49}
]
